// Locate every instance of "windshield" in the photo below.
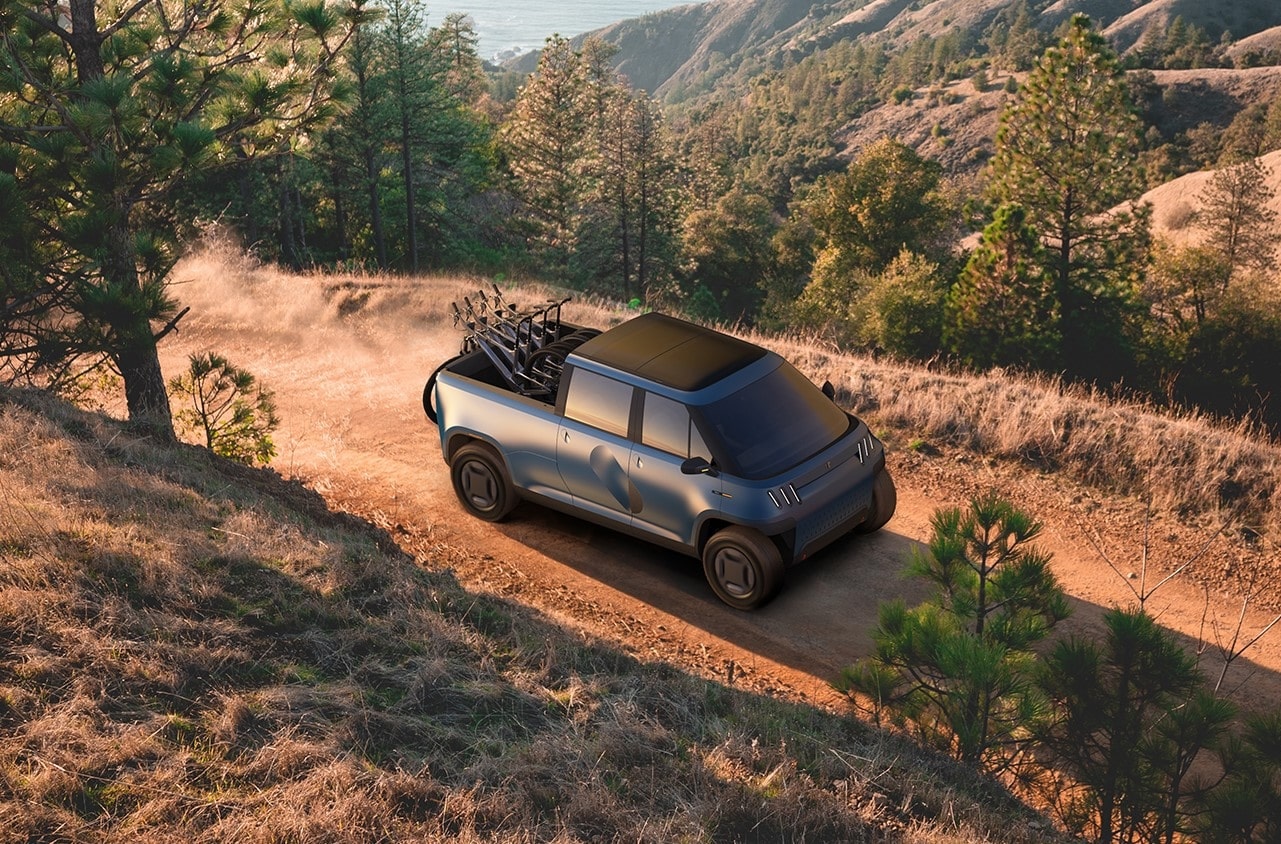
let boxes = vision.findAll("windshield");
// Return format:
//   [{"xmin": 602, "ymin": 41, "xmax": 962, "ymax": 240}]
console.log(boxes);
[{"xmin": 696, "ymin": 360, "xmax": 851, "ymax": 479}]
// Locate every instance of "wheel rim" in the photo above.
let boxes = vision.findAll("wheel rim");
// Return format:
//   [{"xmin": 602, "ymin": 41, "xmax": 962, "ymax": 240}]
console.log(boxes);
[
  {"xmin": 459, "ymin": 458, "xmax": 500, "ymax": 511},
  {"xmin": 711, "ymin": 546, "xmax": 757, "ymax": 599}
]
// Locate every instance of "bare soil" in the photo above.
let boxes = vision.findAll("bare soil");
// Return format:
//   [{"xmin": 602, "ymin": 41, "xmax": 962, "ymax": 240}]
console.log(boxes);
[{"xmin": 161, "ymin": 260, "xmax": 1281, "ymax": 717}]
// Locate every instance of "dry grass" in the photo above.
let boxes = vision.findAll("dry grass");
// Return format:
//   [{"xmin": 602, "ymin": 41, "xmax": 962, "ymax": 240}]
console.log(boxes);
[
  {"xmin": 0, "ymin": 386, "xmax": 1060, "ymax": 842},
  {"xmin": 752, "ymin": 336, "xmax": 1281, "ymax": 544}
]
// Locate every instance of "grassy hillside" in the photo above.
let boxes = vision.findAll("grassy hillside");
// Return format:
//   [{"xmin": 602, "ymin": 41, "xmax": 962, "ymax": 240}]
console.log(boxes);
[
  {"xmin": 0, "ymin": 386, "xmax": 1060, "ymax": 841},
  {"xmin": 1144, "ymin": 146, "xmax": 1281, "ymax": 265},
  {"xmin": 835, "ymin": 64, "xmax": 1281, "ymax": 179}
]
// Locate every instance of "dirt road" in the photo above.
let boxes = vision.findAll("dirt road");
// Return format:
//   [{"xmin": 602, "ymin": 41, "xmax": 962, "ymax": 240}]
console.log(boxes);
[{"xmin": 162, "ymin": 260, "xmax": 1281, "ymax": 712}]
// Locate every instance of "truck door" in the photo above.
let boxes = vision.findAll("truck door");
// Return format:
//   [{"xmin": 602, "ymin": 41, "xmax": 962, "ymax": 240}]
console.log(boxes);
[
  {"xmin": 556, "ymin": 367, "xmax": 639, "ymax": 523},
  {"xmin": 629, "ymin": 391, "xmax": 723, "ymax": 547}
]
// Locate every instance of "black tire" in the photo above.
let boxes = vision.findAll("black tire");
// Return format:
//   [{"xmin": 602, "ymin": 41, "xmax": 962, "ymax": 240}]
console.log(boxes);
[
  {"xmin": 523, "ymin": 343, "xmax": 570, "ymax": 395},
  {"xmin": 526, "ymin": 341, "xmax": 571, "ymax": 371},
  {"xmin": 702, "ymin": 526, "xmax": 784, "ymax": 610},
  {"xmin": 855, "ymin": 469, "xmax": 897, "ymax": 534},
  {"xmin": 450, "ymin": 442, "xmax": 517, "ymax": 522},
  {"xmin": 565, "ymin": 327, "xmax": 602, "ymax": 345}
]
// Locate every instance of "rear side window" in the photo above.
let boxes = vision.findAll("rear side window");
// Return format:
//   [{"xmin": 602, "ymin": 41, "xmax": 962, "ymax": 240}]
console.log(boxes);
[
  {"xmin": 641, "ymin": 392, "xmax": 711, "ymax": 460},
  {"xmin": 563, "ymin": 368, "xmax": 634, "ymax": 437}
]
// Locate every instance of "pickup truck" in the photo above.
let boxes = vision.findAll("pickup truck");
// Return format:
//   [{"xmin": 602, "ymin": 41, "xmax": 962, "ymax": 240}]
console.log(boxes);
[{"xmin": 424, "ymin": 290, "xmax": 895, "ymax": 609}]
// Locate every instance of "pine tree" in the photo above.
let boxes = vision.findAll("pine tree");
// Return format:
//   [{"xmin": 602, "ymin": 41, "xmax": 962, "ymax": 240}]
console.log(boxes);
[
  {"xmin": 378, "ymin": 0, "xmax": 434, "ymax": 273},
  {"xmin": 1196, "ymin": 156, "xmax": 1278, "ymax": 276},
  {"xmin": 672, "ymin": 107, "xmax": 736, "ymax": 214},
  {"xmin": 836, "ymin": 494, "xmax": 1069, "ymax": 771},
  {"xmin": 500, "ymin": 35, "xmax": 594, "ymax": 273},
  {"xmin": 1037, "ymin": 609, "xmax": 1216, "ymax": 844},
  {"xmin": 985, "ymin": 0, "xmax": 1045, "ymax": 73},
  {"xmin": 987, "ymin": 14, "xmax": 1151, "ymax": 382},
  {"xmin": 428, "ymin": 13, "xmax": 485, "ymax": 101},
  {"xmin": 1263, "ymin": 99, "xmax": 1281, "ymax": 152},
  {"xmin": 301, "ymin": 7, "xmax": 487, "ymax": 271},
  {"xmin": 627, "ymin": 95, "xmax": 680, "ymax": 302},
  {"xmin": 946, "ymin": 204, "xmax": 1060, "ymax": 370},
  {"xmin": 412, "ymin": 15, "xmax": 490, "ymax": 268},
  {"xmin": 588, "ymin": 89, "xmax": 679, "ymax": 303},
  {"xmin": 0, "ymin": 0, "xmax": 365, "ymax": 435},
  {"xmin": 1197, "ymin": 711, "xmax": 1281, "ymax": 842},
  {"xmin": 345, "ymin": 15, "xmax": 391, "ymax": 268}
]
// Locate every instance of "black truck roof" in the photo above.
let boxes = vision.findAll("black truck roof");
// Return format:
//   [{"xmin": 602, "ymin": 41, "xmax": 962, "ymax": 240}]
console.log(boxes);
[{"xmin": 572, "ymin": 312, "xmax": 769, "ymax": 392}]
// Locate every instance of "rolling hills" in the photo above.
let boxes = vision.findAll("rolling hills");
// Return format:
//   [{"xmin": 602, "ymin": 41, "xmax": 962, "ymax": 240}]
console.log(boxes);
[{"xmin": 507, "ymin": 0, "xmax": 1281, "ymax": 99}]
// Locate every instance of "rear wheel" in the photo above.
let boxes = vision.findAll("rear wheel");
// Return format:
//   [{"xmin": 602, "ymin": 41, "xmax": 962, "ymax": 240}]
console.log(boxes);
[
  {"xmin": 450, "ymin": 442, "xmax": 517, "ymax": 522},
  {"xmin": 856, "ymin": 469, "xmax": 897, "ymax": 533},
  {"xmin": 702, "ymin": 526, "xmax": 784, "ymax": 610}
]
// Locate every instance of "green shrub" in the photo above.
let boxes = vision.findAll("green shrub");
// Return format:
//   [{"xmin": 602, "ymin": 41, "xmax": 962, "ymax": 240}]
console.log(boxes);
[
  {"xmin": 835, "ymin": 494, "xmax": 1069, "ymax": 771},
  {"xmin": 169, "ymin": 352, "xmax": 279, "ymax": 465}
]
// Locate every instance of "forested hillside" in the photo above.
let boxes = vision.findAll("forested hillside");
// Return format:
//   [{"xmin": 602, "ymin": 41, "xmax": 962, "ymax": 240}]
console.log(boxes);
[{"xmin": 538, "ymin": 0, "xmax": 1281, "ymax": 97}]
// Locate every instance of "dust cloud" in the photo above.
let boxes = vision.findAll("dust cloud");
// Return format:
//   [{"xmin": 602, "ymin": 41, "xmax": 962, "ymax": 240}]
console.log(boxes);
[{"xmin": 161, "ymin": 247, "xmax": 614, "ymax": 484}]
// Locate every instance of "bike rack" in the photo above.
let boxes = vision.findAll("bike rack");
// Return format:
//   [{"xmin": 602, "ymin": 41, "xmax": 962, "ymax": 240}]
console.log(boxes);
[{"xmin": 450, "ymin": 285, "xmax": 573, "ymax": 398}]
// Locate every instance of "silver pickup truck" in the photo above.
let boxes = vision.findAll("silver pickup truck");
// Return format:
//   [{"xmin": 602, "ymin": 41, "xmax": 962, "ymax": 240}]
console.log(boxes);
[{"xmin": 424, "ymin": 290, "xmax": 894, "ymax": 609}]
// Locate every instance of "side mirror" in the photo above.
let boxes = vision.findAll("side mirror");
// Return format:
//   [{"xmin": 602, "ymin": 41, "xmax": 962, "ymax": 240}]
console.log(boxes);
[
  {"xmin": 822, "ymin": 380, "xmax": 836, "ymax": 401},
  {"xmin": 681, "ymin": 456, "xmax": 717, "ymax": 476}
]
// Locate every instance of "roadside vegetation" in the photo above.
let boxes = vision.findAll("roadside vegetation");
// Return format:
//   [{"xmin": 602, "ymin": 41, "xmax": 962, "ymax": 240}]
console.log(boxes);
[{"xmin": 836, "ymin": 494, "xmax": 1281, "ymax": 843}]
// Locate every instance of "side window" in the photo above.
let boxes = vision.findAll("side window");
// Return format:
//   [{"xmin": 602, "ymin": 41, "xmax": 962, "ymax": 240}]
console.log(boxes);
[
  {"xmin": 690, "ymin": 420, "xmax": 712, "ymax": 462},
  {"xmin": 642, "ymin": 392, "xmax": 712, "ymax": 461},
  {"xmin": 563, "ymin": 368, "xmax": 634, "ymax": 437}
]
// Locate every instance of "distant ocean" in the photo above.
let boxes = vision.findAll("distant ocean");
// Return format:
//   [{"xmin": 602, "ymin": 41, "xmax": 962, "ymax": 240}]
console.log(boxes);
[{"xmin": 445, "ymin": 0, "xmax": 707, "ymax": 63}]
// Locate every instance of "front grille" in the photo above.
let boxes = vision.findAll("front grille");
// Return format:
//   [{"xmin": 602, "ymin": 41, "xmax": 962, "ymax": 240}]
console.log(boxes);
[{"xmin": 794, "ymin": 487, "xmax": 871, "ymax": 557}]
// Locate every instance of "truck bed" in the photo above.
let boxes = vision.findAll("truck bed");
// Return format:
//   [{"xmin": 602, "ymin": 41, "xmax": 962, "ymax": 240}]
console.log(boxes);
[{"xmin": 445, "ymin": 347, "xmax": 557, "ymax": 404}]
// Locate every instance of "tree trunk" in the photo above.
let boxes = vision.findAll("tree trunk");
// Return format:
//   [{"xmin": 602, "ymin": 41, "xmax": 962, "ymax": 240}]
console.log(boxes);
[
  {"xmin": 117, "ymin": 338, "xmax": 175, "ymax": 439},
  {"xmin": 332, "ymin": 188, "xmax": 350, "ymax": 262},
  {"xmin": 239, "ymin": 154, "xmax": 260, "ymax": 247},
  {"xmin": 105, "ymin": 220, "xmax": 176, "ymax": 440},
  {"xmin": 400, "ymin": 113, "xmax": 419, "ymax": 273},
  {"xmin": 366, "ymin": 151, "xmax": 388, "ymax": 269},
  {"xmin": 278, "ymin": 158, "xmax": 302, "ymax": 269},
  {"xmin": 63, "ymin": 0, "xmax": 174, "ymax": 440}
]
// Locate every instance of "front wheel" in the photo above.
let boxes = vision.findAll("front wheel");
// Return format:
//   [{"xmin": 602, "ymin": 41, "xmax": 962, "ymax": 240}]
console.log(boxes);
[
  {"xmin": 450, "ymin": 442, "xmax": 517, "ymax": 522},
  {"xmin": 702, "ymin": 526, "xmax": 784, "ymax": 610},
  {"xmin": 855, "ymin": 469, "xmax": 896, "ymax": 533}
]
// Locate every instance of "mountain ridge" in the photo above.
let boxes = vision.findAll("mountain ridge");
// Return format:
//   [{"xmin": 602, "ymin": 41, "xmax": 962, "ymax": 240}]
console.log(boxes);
[{"xmin": 503, "ymin": 0, "xmax": 1281, "ymax": 101}]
